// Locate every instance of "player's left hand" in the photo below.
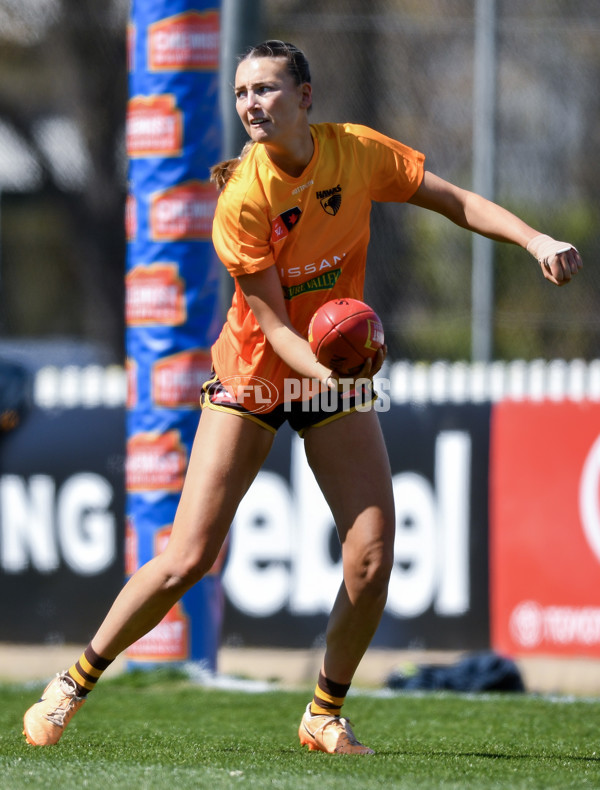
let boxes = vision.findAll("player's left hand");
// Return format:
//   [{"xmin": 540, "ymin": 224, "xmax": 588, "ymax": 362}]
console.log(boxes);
[
  {"xmin": 357, "ymin": 344, "xmax": 387, "ymax": 379},
  {"xmin": 527, "ymin": 234, "xmax": 583, "ymax": 286},
  {"xmin": 342, "ymin": 344, "xmax": 387, "ymax": 383},
  {"xmin": 323, "ymin": 345, "xmax": 387, "ymax": 390}
]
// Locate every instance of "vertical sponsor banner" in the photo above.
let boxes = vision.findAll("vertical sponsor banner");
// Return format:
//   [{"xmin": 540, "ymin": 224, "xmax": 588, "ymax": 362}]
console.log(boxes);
[
  {"xmin": 490, "ymin": 402, "xmax": 600, "ymax": 656},
  {"xmin": 125, "ymin": 1, "xmax": 223, "ymax": 669}
]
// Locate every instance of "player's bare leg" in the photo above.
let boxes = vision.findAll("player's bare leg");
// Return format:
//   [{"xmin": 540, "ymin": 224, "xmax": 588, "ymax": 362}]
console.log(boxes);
[
  {"xmin": 305, "ymin": 407, "xmax": 395, "ymax": 682},
  {"xmin": 299, "ymin": 407, "xmax": 395, "ymax": 753},
  {"xmin": 24, "ymin": 408, "xmax": 274, "ymax": 745},
  {"xmin": 91, "ymin": 408, "xmax": 274, "ymax": 659}
]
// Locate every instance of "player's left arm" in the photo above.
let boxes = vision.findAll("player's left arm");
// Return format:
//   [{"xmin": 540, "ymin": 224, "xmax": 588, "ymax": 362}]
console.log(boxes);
[
  {"xmin": 238, "ymin": 266, "xmax": 331, "ymax": 384},
  {"xmin": 238, "ymin": 266, "xmax": 384, "ymax": 388},
  {"xmin": 408, "ymin": 170, "xmax": 582, "ymax": 286}
]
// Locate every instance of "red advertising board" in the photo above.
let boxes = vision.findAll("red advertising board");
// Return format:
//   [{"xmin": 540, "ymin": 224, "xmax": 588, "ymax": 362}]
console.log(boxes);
[{"xmin": 490, "ymin": 401, "xmax": 600, "ymax": 656}]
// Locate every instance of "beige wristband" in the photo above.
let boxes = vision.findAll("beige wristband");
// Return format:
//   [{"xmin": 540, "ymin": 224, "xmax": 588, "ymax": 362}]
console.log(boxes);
[{"xmin": 526, "ymin": 233, "xmax": 575, "ymax": 264}]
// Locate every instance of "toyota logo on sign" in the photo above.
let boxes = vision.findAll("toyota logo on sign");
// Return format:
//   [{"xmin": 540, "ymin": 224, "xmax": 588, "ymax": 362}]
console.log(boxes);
[
  {"xmin": 510, "ymin": 600, "xmax": 544, "ymax": 648},
  {"xmin": 579, "ymin": 434, "xmax": 600, "ymax": 565}
]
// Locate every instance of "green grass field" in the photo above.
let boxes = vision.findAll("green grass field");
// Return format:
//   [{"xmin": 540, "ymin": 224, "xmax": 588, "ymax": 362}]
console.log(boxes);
[{"xmin": 1, "ymin": 670, "xmax": 599, "ymax": 789}]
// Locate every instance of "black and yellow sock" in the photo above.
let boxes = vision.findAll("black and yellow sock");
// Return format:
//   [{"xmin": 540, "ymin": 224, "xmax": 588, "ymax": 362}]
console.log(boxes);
[
  {"xmin": 67, "ymin": 644, "xmax": 114, "ymax": 696},
  {"xmin": 310, "ymin": 670, "xmax": 350, "ymax": 717}
]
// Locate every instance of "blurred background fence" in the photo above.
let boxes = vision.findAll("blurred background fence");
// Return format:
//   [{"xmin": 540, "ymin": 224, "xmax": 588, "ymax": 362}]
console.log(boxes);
[{"xmin": 0, "ymin": 0, "xmax": 598, "ymax": 366}]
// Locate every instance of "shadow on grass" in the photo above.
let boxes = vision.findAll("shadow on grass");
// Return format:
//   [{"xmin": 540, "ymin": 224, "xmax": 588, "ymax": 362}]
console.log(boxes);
[{"xmin": 375, "ymin": 747, "xmax": 600, "ymax": 763}]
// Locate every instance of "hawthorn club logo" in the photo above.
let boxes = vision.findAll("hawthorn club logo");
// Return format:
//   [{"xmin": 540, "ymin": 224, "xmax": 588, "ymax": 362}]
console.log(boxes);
[{"xmin": 316, "ymin": 184, "xmax": 342, "ymax": 215}]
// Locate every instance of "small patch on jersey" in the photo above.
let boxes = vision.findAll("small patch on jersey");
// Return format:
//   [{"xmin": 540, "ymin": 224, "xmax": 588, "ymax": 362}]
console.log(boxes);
[{"xmin": 270, "ymin": 207, "xmax": 302, "ymax": 242}]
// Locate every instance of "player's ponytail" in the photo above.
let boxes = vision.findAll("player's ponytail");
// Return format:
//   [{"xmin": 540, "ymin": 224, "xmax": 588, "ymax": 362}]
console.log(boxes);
[{"xmin": 210, "ymin": 141, "xmax": 255, "ymax": 190}]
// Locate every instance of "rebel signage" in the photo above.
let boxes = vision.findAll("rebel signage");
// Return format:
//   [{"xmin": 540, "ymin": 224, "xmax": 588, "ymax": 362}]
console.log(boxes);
[{"xmin": 222, "ymin": 403, "xmax": 491, "ymax": 650}]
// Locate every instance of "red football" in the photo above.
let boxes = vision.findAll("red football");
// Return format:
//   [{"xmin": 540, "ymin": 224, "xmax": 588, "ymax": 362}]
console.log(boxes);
[{"xmin": 308, "ymin": 298, "xmax": 385, "ymax": 376}]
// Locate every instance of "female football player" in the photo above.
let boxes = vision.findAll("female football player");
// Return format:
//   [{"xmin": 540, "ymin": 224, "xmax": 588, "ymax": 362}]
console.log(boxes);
[{"xmin": 24, "ymin": 40, "xmax": 581, "ymax": 754}]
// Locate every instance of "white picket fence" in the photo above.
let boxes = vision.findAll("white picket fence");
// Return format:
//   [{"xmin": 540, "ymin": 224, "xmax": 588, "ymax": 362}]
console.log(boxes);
[
  {"xmin": 32, "ymin": 359, "xmax": 600, "ymax": 409},
  {"xmin": 34, "ymin": 365, "xmax": 127, "ymax": 409},
  {"xmin": 381, "ymin": 358, "xmax": 600, "ymax": 404}
]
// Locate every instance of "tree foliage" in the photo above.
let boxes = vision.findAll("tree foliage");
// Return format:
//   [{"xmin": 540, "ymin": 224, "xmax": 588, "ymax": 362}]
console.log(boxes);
[{"xmin": 0, "ymin": 0, "xmax": 128, "ymax": 359}]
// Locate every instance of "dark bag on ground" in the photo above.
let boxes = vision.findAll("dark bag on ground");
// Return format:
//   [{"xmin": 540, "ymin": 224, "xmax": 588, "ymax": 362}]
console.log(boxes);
[
  {"xmin": 385, "ymin": 651, "xmax": 525, "ymax": 693},
  {"xmin": 0, "ymin": 359, "xmax": 32, "ymax": 432}
]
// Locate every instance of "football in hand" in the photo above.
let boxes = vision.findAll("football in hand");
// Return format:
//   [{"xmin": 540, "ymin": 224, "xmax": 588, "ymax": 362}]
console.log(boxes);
[{"xmin": 308, "ymin": 298, "xmax": 384, "ymax": 376}]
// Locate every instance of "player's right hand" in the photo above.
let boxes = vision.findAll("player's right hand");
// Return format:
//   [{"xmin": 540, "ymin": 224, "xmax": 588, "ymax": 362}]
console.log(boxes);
[{"xmin": 527, "ymin": 234, "xmax": 582, "ymax": 286}]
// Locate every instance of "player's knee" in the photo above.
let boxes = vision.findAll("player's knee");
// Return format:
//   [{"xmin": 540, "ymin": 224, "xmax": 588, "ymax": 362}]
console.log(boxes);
[
  {"xmin": 367, "ymin": 552, "xmax": 394, "ymax": 596},
  {"xmin": 160, "ymin": 547, "xmax": 216, "ymax": 590},
  {"xmin": 348, "ymin": 545, "xmax": 393, "ymax": 600}
]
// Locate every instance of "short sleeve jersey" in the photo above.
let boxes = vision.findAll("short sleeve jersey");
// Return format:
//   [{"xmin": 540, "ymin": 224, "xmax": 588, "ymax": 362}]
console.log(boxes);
[{"xmin": 211, "ymin": 122, "xmax": 425, "ymax": 411}]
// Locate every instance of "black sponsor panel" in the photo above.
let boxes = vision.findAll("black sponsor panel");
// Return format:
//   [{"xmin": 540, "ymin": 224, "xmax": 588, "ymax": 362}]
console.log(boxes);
[
  {"xmin": 0, "ymin": 408, "xmax": 125, "ymax": 643},
  {"xmin": 221, "ymin": 403, "xmax": 491, "ymax": 650},
  {"xmin": 376, "ymin": 403, "xmax": 490, "ymax": 649},
  {"xmin": 0, "ymin": 401, "xmax": 490, "ymax": 650}
]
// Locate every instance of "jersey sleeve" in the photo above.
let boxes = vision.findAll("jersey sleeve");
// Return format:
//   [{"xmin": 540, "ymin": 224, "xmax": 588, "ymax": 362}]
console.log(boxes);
[
  {"xmin": 344, "ymin": 123, "xmax": 425, "ymax": 203},
  {"xmin": 212, "ymin": 180, "xmax": 275, "ymax": 278}
]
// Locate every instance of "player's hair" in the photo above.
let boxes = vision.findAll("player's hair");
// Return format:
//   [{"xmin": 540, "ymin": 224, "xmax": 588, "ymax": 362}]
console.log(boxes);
[
  {"xmin": 210, "ymin": 41, "xmax": 311, "ymax": 191},
  {"xmin": 242, "ymin": 40, "xmax": 311, "ymax": 88}
]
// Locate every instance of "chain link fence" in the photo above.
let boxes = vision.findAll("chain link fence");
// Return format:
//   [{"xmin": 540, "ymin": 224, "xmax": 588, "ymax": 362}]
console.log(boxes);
[{"xmin": 263, "ymin": 0, "xmax": 600, "ymax": 362}]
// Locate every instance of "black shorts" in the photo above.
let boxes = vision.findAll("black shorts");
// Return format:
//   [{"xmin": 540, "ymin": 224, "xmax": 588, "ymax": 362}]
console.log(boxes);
[{"xmin": 200, "ymin": 372, "xmax": 377, "ymax": 436}]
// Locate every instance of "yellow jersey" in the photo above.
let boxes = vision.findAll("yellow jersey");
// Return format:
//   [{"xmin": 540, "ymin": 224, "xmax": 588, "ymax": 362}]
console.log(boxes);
[{"xmin": 211, "ymin": 122, "xmax": 425, "ymax": 411}]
